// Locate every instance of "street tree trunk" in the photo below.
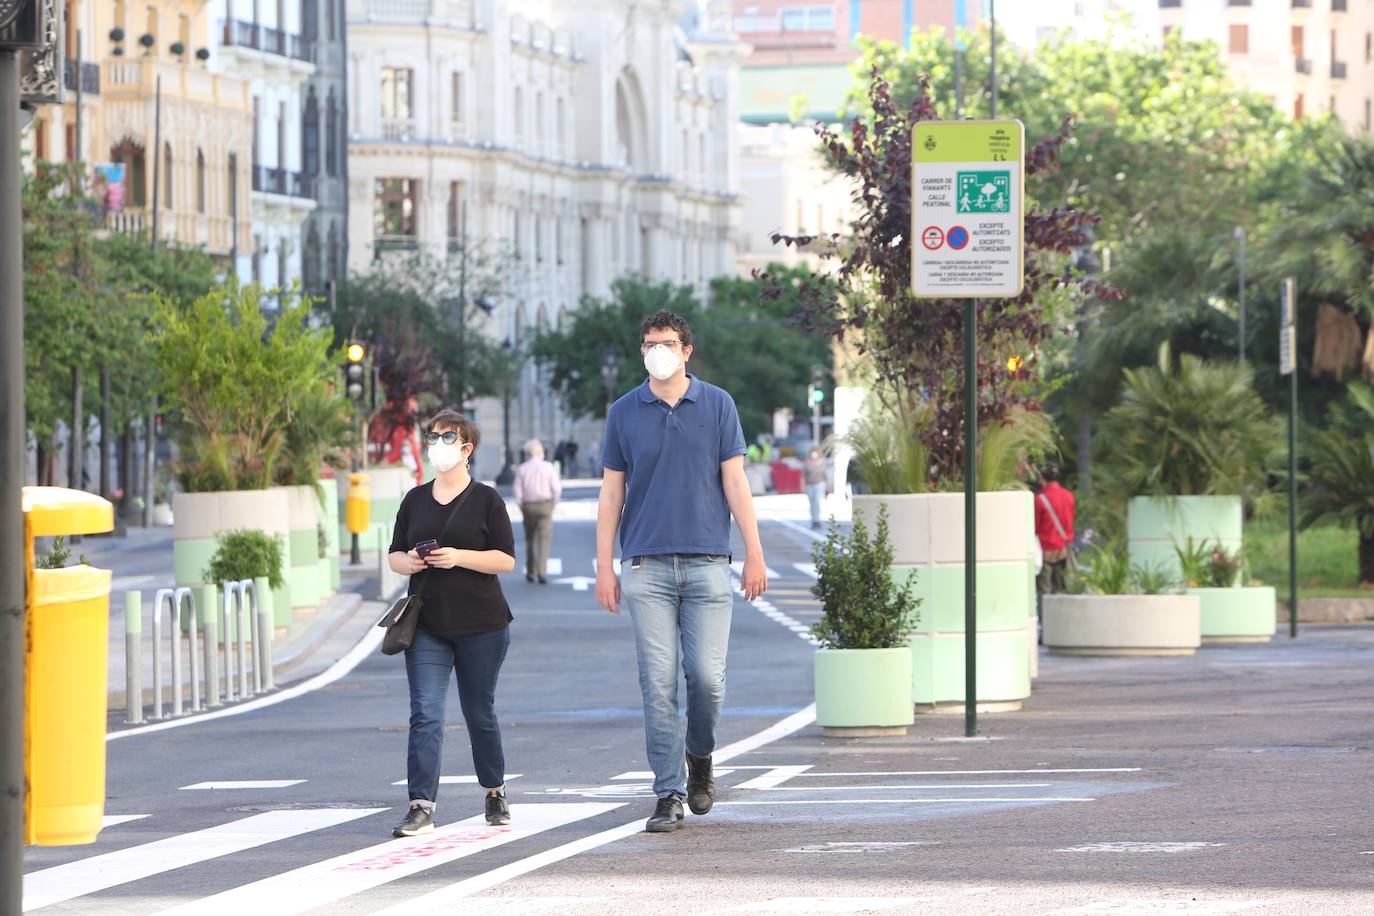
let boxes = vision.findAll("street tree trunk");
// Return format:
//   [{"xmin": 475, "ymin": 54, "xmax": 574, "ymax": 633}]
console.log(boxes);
[
  {"xmin": 99, "ymin": 366, "xmax": 112, "ymax": 500},
  {"xmin": 69, "ymin": 364, "xmax": 84, "ymax": 489},
  {"xmin": 1360, "ymin": 531, "xmax": 1374, "ymax": 587}
]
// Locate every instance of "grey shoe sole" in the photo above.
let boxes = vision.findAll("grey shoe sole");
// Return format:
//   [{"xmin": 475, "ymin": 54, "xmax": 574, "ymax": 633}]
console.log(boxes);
[
  {"xmin": 393, "ymin": 822, "xmax": 435, "ymax": 838},
  {"xmin": 486, "ymin": 813, "xmax": 511, "ymax": 826},
  {"xmin": 687, "ymin": 794, "xmax": 713, "ymax": 816}
]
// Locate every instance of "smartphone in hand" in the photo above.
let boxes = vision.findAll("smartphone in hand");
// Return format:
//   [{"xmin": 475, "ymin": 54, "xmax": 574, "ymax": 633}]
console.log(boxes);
[{"xmin": 415, "ymin": 538, "xmax": 439, "ymax": 558}]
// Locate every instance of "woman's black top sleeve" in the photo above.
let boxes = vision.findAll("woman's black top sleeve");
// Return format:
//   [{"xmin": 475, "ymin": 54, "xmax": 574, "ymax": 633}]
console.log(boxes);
[{"xmin": 390, "ymin": 480, "xmax": 515, "ymax": 636}]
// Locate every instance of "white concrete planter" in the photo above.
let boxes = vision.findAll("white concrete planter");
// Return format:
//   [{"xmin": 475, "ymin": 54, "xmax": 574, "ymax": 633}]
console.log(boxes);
[
  {"xmin": 151, "ymin": 502, "xmax": 174, "ymax": 526},
  {"xmin": 814, "ymin": 647, "xmax": 914, "ymax": 737},
  {"xmin": 1042, "ymin": 594, "xmax": 1202, "ymax": 656},
  {"xmin": 1128, "ymin": 495, "xmax": 1243, "ymax": 578},
  {"xmin": 172, "ymin": 488, "xmax": 291, "ymax": 616},
  {"xmin": 852, "ymin": 492, "xmax": 1035, "ymax": 711}
]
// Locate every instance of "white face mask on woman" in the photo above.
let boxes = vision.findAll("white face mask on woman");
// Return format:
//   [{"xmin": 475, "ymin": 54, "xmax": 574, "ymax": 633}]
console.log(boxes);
[
  {"xmin": 427, "ymin": 441, "xmax": 466, "ymax": 473},
  {"xmin": 643, "ymin": 344, "xmax": 681, "ymax": 382}
]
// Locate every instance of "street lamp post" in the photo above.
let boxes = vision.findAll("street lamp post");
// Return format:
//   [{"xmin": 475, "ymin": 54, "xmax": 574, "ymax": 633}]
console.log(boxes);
[
  {"xmin": 601, "ymin": 347, "xmax": 619, "ymax": 418},
  {"xmin": 496, "ymin": 337, "xmax": 516, "ymax": 486}
]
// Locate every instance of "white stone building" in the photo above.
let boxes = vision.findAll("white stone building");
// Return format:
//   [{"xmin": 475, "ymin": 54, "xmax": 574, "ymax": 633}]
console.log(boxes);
[{"xmin": 345, "ymin": 0, "xmax": 746, "ymax": 474}]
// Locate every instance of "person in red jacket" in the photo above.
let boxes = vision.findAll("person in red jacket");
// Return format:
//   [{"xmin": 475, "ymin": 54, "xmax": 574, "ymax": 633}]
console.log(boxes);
[{"xmin": 1034, "ymin": 463, "xmax": 1076, "ymax": 595}]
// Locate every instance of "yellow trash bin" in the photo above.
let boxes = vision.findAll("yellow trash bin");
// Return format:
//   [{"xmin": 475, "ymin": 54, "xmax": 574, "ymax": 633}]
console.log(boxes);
[
  {"xmin": 345, "ymin": 472, "xmax": 371, "ymax": 536},
  {"xmin": 22, "ymin": 486, "xmax": 115, "ymax": 847}
]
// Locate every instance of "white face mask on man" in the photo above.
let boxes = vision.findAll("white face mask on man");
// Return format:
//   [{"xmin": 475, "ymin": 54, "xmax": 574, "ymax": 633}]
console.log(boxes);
[
  {"xmin": 643, "ymin": 344, "xmax": 681, "ymax": 382},
  {"xmin": 427, "ymin": 441, "xmax": 466, "ymax": 473}
]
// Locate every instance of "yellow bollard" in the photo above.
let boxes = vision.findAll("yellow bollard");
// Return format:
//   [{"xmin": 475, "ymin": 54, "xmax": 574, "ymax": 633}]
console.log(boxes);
[
  {"xmin": 22, "ymin": 487, "xmax": 115, "ymax": 846},
  {"xmin": 345, "ymin": 472, "xmax": 371, "ymax": 536}
]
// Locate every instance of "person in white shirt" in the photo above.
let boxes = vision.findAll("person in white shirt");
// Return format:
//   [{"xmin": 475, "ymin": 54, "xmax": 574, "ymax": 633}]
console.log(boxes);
[{"xmin": 513, "ymin": 439, "xmax": 561, "ymax": 583}]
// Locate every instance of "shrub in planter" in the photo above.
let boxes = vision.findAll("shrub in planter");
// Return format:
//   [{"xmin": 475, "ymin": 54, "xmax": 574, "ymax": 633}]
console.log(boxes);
[
  {"xmin": 1174, "ymin": 539, "xmax": 1276, "ymax": 642},
  {"xmin": 811, "ymin": 507, "xmax": 920, "ymax": 733},
  {"xmin": 1049, "ymin": 542, "xmax": 1200, "ymax": 655},
  {"xmin": 203, "ymin": 529, "xmax": 285, "ymax": 591}
]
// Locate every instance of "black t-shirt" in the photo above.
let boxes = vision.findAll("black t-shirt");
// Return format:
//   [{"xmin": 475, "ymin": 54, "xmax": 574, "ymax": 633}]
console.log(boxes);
[{"xmin": 388, "ymin": 479, "xmax": 516, "ymax": 636}]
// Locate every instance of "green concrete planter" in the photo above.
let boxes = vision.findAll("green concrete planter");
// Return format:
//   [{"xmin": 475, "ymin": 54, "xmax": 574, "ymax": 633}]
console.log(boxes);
[
  {"xmin": 854, "ymin": 492, "xmax": 1034, "ymax": 712},
  {"xmin": 1128, "ymin": 495, "xmax": 1242, "ymax": 579},
  {"xmin": 1042, "ymin": 594, "xmax": 1201, "ymax": 656},
  {"xmin": 317, "ymin": 477, "xmax": 341, "ymax": 594},
  {"xmin": 277, "ymin": 485, "xmax": 321, "ymax": 619},
  {"xmin": 172, "ymin": 488, "xmax": 291, "ymax": 618},
  {"xmin": 814, "ymin": 647, "xmax": 914, "ymax": 736},
  {"xmin": 1187, "ymin": 586, "xmax": 1276, "ymax": 643}
]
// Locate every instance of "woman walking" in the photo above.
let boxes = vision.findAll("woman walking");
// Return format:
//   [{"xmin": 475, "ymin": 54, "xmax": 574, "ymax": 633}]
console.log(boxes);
[
  {"xmin": 513, "ymin": 438, "xmax": 561, "ymax": 584},
  {"xmin": 387, "ymin": 409, "xmax": 517, "ymax": 836}
]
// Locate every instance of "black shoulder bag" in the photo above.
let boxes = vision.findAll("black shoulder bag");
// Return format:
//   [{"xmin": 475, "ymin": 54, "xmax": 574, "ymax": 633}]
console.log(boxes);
[{"xmin": 378, "ymin": 483, "xmax": 476, "ymax": 655}]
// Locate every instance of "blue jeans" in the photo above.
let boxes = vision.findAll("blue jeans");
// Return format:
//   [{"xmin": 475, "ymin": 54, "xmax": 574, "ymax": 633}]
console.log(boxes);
[
  {"xmin": 621, "ymin": 553, "xmax": 734, "ymax": 798},
  {"xmin": 404, "ymin": 625, "xmax": 510, "ymax": 809},
  {"xmin": 806, "ymin": 482, "xmax": 826, "ymax": 525}
]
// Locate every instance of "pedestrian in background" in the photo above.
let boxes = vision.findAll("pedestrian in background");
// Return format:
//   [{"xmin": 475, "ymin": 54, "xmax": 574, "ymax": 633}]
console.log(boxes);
[
  {"xmin": 595, "ymin": 309, "xmax": 768, "ymax": 834},
  {"xmin": 804, "ymin": 446, "xmax": 828, "ymax": 530},
  {"xmin": 1034, "ymin": 463, "xmax": 1076, "ymax": 596},
  {"xmin": 514, "ymin": 438, "xmax": 561, "ymax": 584},
  {"xmin": 387, "ymin": 409, "xmax": 517, "ymax": 837}
]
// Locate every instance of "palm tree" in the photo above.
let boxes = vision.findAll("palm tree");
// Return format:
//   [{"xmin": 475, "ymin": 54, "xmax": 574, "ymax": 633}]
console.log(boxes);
[{"xmin": 1302, "ymin": 383, "xmax": 1374, "ymax": 586}]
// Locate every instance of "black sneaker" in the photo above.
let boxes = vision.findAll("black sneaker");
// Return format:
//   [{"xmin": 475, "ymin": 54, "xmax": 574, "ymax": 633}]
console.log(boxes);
[
  {"xmin": 392, "ymin": 804, "xmax": 434, "ymax": 837},
  {"xmin": 686, "ymin": 753, "xmax": 715, "ymax": 815},
  {"xmin": 485, "ymin": 791, "xmax": 511, "ymax": 826},
  {"xmin": 537, "ymin": 575, "xmax": 547, "ymax": 585},
  {"xmin": 645, "ymin": 794, "xmax": 684, "ymax": 833}
]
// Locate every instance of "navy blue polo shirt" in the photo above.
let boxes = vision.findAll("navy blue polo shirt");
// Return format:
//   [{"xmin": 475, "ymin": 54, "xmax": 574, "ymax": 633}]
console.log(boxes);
[{"xmin": 601, "ymin": 374, "xmax": 747, "ymax": 559}]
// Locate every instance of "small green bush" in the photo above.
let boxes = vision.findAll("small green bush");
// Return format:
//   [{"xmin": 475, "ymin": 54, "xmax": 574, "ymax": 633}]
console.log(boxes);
[
  {"xmin": 35, "ymin": 535, "xmax": 87, "ymax": 569},
  {"xmin": 203, "ymin": 529, "xmax": 285, "ymax": 590},
  {"xmin": 810, "ymin": 506, "xmax": 920, "ymax": 649}
]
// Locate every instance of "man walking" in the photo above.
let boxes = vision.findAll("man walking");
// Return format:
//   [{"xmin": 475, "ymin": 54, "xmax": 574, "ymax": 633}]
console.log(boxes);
[
  {"xmin": 514, "ymin": 439, "xmax": 561, "ymax": 584},
  {"xmin": 1034, "ymin": 463, "xmax": 1076, "ymax": 596},
  {"xmin": 595, "ymin": 310, "xmax": 768, "ymax": 834}
]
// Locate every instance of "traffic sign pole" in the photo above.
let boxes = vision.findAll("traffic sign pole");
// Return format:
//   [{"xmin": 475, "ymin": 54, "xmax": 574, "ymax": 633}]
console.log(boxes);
[{"xmin": 964, "ymin": 297, "xmax": 977, "ymax": 738}]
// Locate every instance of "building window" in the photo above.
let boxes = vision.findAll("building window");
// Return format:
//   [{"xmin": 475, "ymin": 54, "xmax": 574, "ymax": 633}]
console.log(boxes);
[
  {"xmin": 1294, "ymin": 93, "xmax": 1305, "ymax": 119},
  {"xmin": 327, "ymin": 0, "xmax": 336, "ymax": 40},
  {"xmin": 514, "ymin": 87, "xmax": 524, "ymax": 137},
  {"xmin": 451, "ymin": 72, "xmax": 464, "ymax": 127},
  {"xmin": 163, "ymin": 142, "xmax": 173, "ymax": 208},
  {"xmin": 304, "ymin": 222, "xmax": 321, "ymax": 291},
  {"xmin": 1291, "ymin": 25, "xmax": 1304, "ymax": 59},
  {"xmin": 447, "ymin": 181, "xmax": 464, "ymax": 244},
  {"xmin": 779, "ymin": 5, "xmax": 835, "ymax": 32},
  {"xmin": 196, "ymin": 148, "xmax": 205, "ymax": 213},
  {"xmin": 325, "ymin": 90, "xmax": 338, "ymax": 176},
  {"xmin": 380, "ymin": 67, "xmax": 413, "ymax": 120},
  {"xmin": 1229, "ymin": 24, "xmax": 1248, "ymax": 54},
  {"xmin": 327, "ymin": 221, "xmax": 340, "ymax": 279},
  {"xmin": 555, "ymin": 217, "xmax": 563, "ymax": 265},
  {"xmin": 374, "ymin": 178, "xmax": 418, "ymax": 242},
  {"xmin": 556, "ymin": 98, "xmax": 566, "ymax": 155},
  {"xmin": 303, "ymin": 0, "xmax": 317, "ymax": 41},
  {"xmin": 65, "ymin": 123, "xmax": 75, "ymax": 162},
  {"xmin": 735, "ymin": 6, "xmax": 762, "ymax": 32},
  {"xmin": 536, "ymin": 214, "xmax": 543, "ymax": 262},
  {"xmin": 303, "ymin": 87, "xmax": 319, "ymax": 176}
]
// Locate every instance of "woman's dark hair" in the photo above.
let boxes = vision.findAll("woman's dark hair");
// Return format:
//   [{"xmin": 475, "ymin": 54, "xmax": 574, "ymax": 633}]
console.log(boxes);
[
  {"xmin": 426, "ymin": 408, "xmax": 480, "ymax": 452},
  {"xmin": 640, "ymin": 310, "xmax": 693, "ymax": 348}
]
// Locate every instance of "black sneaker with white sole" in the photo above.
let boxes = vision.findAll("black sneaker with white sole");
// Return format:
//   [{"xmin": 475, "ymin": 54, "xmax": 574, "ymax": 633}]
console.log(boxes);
[
  {"xmin": 392, "ymin": 805, "xmax": 434, "ymax": 837},
  {"xmin": 686, "ymin": 753, "xmax": 715, "ymax": 815},
  {"xmin": 644, "ymin": 794, "xmax": 684, "ymax": 833},
  {"xmin": 485, "ymin": 792, "xmax": 511, "ymax": 826}
]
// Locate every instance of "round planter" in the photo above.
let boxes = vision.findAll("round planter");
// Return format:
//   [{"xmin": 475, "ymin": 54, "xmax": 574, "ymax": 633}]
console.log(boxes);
[
  {"xmin": 853, "ymin": 492, "xmax": 1035, "ymax": 712},
  {"xmin": 1188, "ymin": 586, "xmax": 1276, "ymax": 643},
  {"xmin": 1128, "ymin": 495, "xmax": 1242, "ymax": 580},
  {"xmin": 1042, "ymin": 593, "xmax": 1201, "ymax": 656},
  {"xmin": 814, "ymin": 647, "xmax": 914, "ymax": 736}
]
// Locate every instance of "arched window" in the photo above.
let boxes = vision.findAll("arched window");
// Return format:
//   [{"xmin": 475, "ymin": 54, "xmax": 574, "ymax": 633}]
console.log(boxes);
[
  {"xmin": 163, "ymin": 142, "xmax": 173, "ymax": 209},
  {"xmin": 327, "ymin": 221, "xmax": 339, "ymax": 280},
  {"xmin": 303, "ymin": 87, "xmax": 320, "ymax": 176},
  {"xmin": 303, "ymin": 221, "xmax": 321, "ymax": 291},
  {"xmin": 302, "ymin": 0, "xmax": 317, "ymax": 41},
  {"xmin": 195, "ymin": 148, "xmax": 206, "ymax": 213},
  {"xmin": 110, "ymin": 138, "xmax": 146, "ymax": 207},
  {"xmin": 325, "ymin": 90, "xmax": 338, "ymax": 177}
]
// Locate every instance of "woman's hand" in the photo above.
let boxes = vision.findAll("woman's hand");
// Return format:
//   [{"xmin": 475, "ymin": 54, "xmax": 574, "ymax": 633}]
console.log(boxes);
[
  {"xmin": 423, "ymin": 547, "xmax": 462, "ymax": 570},
  {"xmin": 402, "ymin": 549, "xmax": 428, "ymax": 574}
]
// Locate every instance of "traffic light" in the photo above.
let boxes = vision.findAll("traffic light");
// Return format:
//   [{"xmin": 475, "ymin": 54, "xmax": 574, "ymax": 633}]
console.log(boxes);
[
  {"xmin": 809, "ymin": 367, "xmax": 825, "ymax": 405},
  {"xmin": 343, "ymin": 341, "xmax": 366, "ymax": 403}
]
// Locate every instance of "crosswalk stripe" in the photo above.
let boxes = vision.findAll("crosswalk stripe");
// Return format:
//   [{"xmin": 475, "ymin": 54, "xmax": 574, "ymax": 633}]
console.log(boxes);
[
  {"xmin": 22, "ymin": 808, "xmax": 382, "ymax": 912},
  {"xmin": 155, "ymin": 802, "xmax": 623, "ymax": 916},
  {"xmin": 546, "ymin": 557, "xmax": 562, "ymax": 575},
  {"xmin": 731, "ymin": 562, "xmax": 781, "ymax": 578},
  {"xmin": 180, "ymin": 780, "xmax": 306, "ymax": 790},
  {"xmin": 101, "ymin": 814, "xmax": 151, "ymax": 828},
  {"xmin": 792, "ymin": 563, "xmax": 818, "ymax": 579}
]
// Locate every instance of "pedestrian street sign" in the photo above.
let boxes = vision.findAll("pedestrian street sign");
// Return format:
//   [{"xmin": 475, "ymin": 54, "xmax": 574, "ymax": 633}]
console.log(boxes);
[
  {"xmin": 1280, "ymin": 277, "xmax": 1296, "ymax": 376},
  {"xmin": 912, "ymin": 120, "xmax": 1025, "ymax": 299}
]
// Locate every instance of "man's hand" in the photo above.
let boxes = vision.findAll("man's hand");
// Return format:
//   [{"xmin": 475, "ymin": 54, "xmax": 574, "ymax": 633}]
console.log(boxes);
[
  {"xmin": 595, "ymin": 568, "xmax": 621, "ymax": 615},
  {"xmin": 740, "ymin": 554, "xmax": 768, "ymax": 602},
  {"xmin": 423, "ymin": 547, "xmax": 461, "ymax": 570}
]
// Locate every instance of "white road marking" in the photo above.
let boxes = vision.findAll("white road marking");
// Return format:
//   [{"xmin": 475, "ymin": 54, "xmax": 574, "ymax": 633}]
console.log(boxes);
[
  {"xmin": 734, "ymin": 765, "xmax": 813, "ymax": 790},
  {"xmin": 717, "ymin": 797, "xmax": 1095, "ymax": 805},
  {"xmin": 379, "ymin": 704, "xmax": 819, "ymax": 909},
  {"xmin": 795, "ymin": 768, "xmax": 1142, "ymax": 777},
  {"xmin": 390, "ymin": 774, "xmax": 523, "ymax": 786},
  {"xmin": 457, "ymin": 898, "xmax": 617, "ymax": 914},
  {"xmin": 155, "ymin": 803, "xmax": 622, "ymax": 916},
  {"xmin": 591, "ymin": 558, "xmax": 621, "ymax": 575},
  {"xmin": 1057, "ymin": 842, "xmax": 1225, "ymax": 853},
  {"xmin": 792, "ymin": 563, "xmax": 818, "ymax": 579},
  {"xmin": 783, "ymin": 841, "xmax": 938, "ymax": 853},
  {"xmin": 108, "ymin": 623, "xmax": 386, "ymax": 741},
  {"xmin": 101, "ymin": 814, "xmax": 150, "ymax": 828},
  {"xmin": 553, "ymin": 576, "xmax": 595, "ymax": 591},
  {"xmin": 1051, "ymin": 900, "xmax": 1262, "ymax": 914},
  {"xmin": 22, "ymin": 808, "xmax": 382, "ymax": 912},
  {"xmin": 776, "ymin": 519, "xmax": 828, "ymax": 542},
  {"xmin": 731, "ymin": 561, "xmax": 780, "ymax": 578},
  {"xmin": 546, "ymin": 557, "xmax": 563, "ymax": 575},
  {"xmin": 709, "ymin": 898, "xmax": 919, "ymax": 914},
  {"xmin": 764, "ymin": 783, "xmax": 1055, "ymax": 791},
  {"xmin": 179, "ymin": 780, "xmax": 306, "ymax": 790}
]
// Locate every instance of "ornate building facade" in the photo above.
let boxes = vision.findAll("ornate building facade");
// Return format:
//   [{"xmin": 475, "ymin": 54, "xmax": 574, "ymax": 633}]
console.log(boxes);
[{"xmin": 346, "ymin": 0, "xmax": 745, "ymax": 473}]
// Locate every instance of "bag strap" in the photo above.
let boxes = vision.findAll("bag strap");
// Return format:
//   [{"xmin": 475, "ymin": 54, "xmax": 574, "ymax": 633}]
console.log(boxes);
[
  {"xmin": 1038, "ymin": 492, "xmax": 1069, "ymax": 542},
  {"xmin": 415, "ymin": 480, "xmax": 477, "ymax": 599}
]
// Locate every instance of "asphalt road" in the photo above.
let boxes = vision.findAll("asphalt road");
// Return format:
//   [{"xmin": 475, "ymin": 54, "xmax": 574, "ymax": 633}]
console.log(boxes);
[{"xmin": 21, "ymin": 504, "xmax": 1374, "ymax": 915}]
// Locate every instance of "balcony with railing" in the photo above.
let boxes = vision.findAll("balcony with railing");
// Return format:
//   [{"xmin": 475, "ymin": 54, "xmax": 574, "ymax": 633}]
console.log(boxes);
[
  {"xmin": 1333, "ymin": 0, "xmax": 1347, "ymax": 11},
  {"xmin": 1290, "ymin": 0, "xmax": 1312, "ymax": 8},
  {"xmin": 1331, "ymin": 60, "xmax": 1347, "ymax": 79},
  {"xmin": 63, "ymin": 59, "xmax": 100, "ymax": 95},
  {"xmin": 373, "ymin": 236, "xmax": 419, "ymax": 260},
  {"xmin": 1295, "ymin": 57, "xmax": 1313, "ymax": 74},
  {"xmin": 221, "ymin": 20, "xmax": 314, "ymax": 63},
  {"xmin": 252, "ymin": 164, "xmax": 315, "ymax": 199},
  {"xmin": 381, "ymin": 117, "xmax": 416, "ymax": 142}
]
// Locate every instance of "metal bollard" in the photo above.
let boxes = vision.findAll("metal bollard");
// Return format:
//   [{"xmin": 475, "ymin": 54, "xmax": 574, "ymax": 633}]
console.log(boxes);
[
  {"xmin": 150, "ymin": 588, "xmax": 179, "ymax": 720},
  {"xmin": 201, "ymin": 584, "xmax": 220, "ymax": 708},
  {"xmin": 243, "ymin": 579, "xmax": 262, "ymax": 696},
  {"xmin": 125, "ymin": 591, "xmax": 144, "ymax": 725},
  {"xmin": 235, "ymin": 581, "xmax": 251, "ymax": 699},
  {"xmin": 220, "ymin": 581, "xmax": 240, "ymax": 703},
  {"xmin": 251, "ymin": 576, "xmax": 274, "ymax": 692},
  {"xmin": 175, "ymin": 587, "xmax": 201, "ymax": 713}
]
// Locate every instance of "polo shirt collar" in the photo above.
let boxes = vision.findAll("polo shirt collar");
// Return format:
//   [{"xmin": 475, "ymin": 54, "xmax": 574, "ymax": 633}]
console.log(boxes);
[{"xmin": 637, "ymin": 374, "xmax": 703, "ymax": 403}]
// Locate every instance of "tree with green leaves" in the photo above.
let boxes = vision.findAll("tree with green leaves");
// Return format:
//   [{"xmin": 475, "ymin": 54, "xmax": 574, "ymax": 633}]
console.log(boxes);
[{"xmin": 1301, "ymin": 383, "xmax": 1374, "ymax": 586}]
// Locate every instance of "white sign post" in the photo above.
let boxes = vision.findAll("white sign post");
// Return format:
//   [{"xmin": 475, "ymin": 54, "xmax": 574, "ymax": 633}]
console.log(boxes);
[{"xmin": 911, "ymin": 120, "xmax": 1026, "ymax": 738}]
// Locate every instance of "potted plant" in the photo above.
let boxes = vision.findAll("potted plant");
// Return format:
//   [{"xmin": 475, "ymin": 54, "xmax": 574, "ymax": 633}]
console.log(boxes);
[
  {"xmin": 1175, "ymin": 539, "xmax": 1276, "ymax": 643},
  {"xmin": 203, "ymin": 529, "xmax": 284, "ymax": 637},
  {"xmin": 1097, "ymin": 344, "xmax": 1277, "ymax": 579},
  {"xmin": 1042, "ymin": 542, "xmax": 1202, "ymax": 656},
  {"xmin": 811, "ymin": 507, "xmax": 920, "ymax": 736}
]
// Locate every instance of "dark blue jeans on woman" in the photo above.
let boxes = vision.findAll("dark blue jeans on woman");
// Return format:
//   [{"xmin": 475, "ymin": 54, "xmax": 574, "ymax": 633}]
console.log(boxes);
[{"xmin": 404, "ymin": 624, "xmax": 510, "ymax": 811}]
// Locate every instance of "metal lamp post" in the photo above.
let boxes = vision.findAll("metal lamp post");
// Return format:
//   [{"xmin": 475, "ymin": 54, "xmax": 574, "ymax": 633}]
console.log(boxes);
[
  {"xmin": 600, "ymin": 347, "xmax": 619, "ymax": 417},
  {"xmin": 496, "ymin": 337, "xmax": 516, "ymax": 486}
]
